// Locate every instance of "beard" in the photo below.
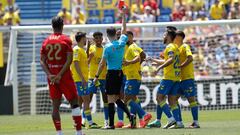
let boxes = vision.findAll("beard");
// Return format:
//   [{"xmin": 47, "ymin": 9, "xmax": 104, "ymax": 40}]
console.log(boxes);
[{"xmin": 163, "ymin": 38, "xmax": 167, "ymax": 44}]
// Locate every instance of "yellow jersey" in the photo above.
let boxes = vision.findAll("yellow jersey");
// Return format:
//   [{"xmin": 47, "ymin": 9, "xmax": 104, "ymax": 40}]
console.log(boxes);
[
  {"xmin": 3, "ymin": 12, "xmax": 20, "ymax": 25},
  {"xmin": 122, "ymin": 45, "xmax": 129, "ymax": 75},
  {"xmin": 71, "ymin": 46, "xmax": 88, "ymax": 82},
  {"xmin": 57, "ymin": 11, "xmax": 72, "ymax": 21},
  {"xmin": 162, "ymin": 0, "xmax": 174, "ymax": 9},
  {"xmin": 179, "ymin": 44, "xmax": 194, "ymax": 80},
  {"xmin": 220, "ymin": 0, "xmax": 231, "ymax": 4},
  {"xmin": 163, "ymin": 43, "xmax": 180, "ymax": 81},
  {"xmin": 210, "ymin": 4, "xmax": 224, "ymax": 20},
  {"xmin": 131, "ymin": 4, "xmax": 144, "ymax": 14},
  {"xmin": 89, "ymin": 45, "xmax": 107, "ymax": 80},
  {"xmin": 124, "ymin": 43, "xmax": 143, "ymax": 80}
]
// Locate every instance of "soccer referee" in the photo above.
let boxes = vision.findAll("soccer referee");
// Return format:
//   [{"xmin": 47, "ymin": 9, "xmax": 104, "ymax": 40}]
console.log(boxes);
[{"xmin": 94, "ymin": 9, "xmax": 135, "ymax": 129}]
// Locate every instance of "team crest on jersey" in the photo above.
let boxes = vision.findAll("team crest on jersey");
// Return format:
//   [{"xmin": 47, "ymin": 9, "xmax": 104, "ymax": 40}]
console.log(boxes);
[
  {"xmin": 168, "ymin": 51, "xmax": 174, "ymax": 57},
  {"xmin": 128, "ymin": 85, "xmax": 132, "ymax": 90},
  {"xmin": 74, "ymin": 52, "xmax": 79, "ymax": 58}
]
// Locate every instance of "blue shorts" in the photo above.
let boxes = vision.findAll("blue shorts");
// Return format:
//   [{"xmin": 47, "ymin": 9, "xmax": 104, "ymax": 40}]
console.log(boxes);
[
  {"xmin": 75, "ymin": 82, "xmax": 91, "ymax": 96},
  {"xmin": 179, "ymin": 79, "xmax": 197, "ymax": 98},
  {"xmin": 121, "ymin": 75, "xmax": 127, "ymax": 92},
  {"xmin": 124, "ymin": 80, "xmax": 141, "ymax": 95},
  {"xmin": 158, "ymin": 80, "xmax": 180, "ymax": 96},
  {"xmin": 88, "ymin": 79, "xmax": 106, "ymax": 94}
]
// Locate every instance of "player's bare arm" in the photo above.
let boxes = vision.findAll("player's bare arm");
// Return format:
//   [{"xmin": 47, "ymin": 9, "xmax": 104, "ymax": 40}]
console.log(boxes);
[
  {"xmin": 121, "ymin": 8, "xmax": 127, "ymax": 35},
  {"xmin": 180, "ymin": 55, "xmax": 193, "ymax": 68},
  {"xmin": 86, "ymin": 39, "xmax": 91, "ymax": 58},
  {"xmin": 140, "ymin": 51, "xmax": 146, "ymax": 63},
  {"xmin": 155, "ymin": 56, "xmax": 174, "ymax": 74},
  {"xmin": 93, "ymin": 58, "xmax": 106, "ymax": 84},
  {"xmin": 123, "ymin": 55, "xmax": 140, "ymax": 66},
  {"xmin": 87, "ymin": 52, "xmax": 94, "ymax": 64},
  {"xmin": 150, "ymin": 57, "xmax": 165, "ymax": 65},
  {"xmin": 40, "ymin": 54, "xmax": 55, "ymax": 82}
]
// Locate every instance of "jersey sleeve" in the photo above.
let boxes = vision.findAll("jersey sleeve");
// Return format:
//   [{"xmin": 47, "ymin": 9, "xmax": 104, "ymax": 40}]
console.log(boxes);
[
  {"xmin": 166, "ymin": 45, "xmax": 175, "ymax": 58},
  {"xmin": 130, "ymin": 45, "xmax": 142, "ymax": 58},
  {"xmin": 118, "ymin": 34, "xmax": 128, "ymax": 48},
  {"xmin": 184, "ymin": 44, "xmax": 193, "ymax": 56},
  {"xmin": 73, "ymin": 48, "xmax": 81, "ymax": 62},
  {"xmin": 89, "ymin": 45, "xmax": 95, "ymax": 54}
]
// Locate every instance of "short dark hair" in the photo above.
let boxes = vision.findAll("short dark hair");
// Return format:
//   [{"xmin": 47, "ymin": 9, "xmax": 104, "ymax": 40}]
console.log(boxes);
[
  {"xmin": 166, "ymin": 29, "xmax": 176, "ymax": 41},
  {"xmin": 93, "ymin": 31, "xmax": 103, "ymax": 38},
  {"xmin": 51, "ymin": 16, "xmax": 64, "ymax": 31},
  {"xmin": 126, "ymin": 31, "xmax": 133, "ymax": 36},
  {"xmin": 166, "ymin": 26, "xmax": 177, "ymax": 31},
  {"xmin": 176, "ymin": 31, "xmax": 185, "ymax": 39},
  {"xmin": 75, "ymin": 32, "xmax": 86, "ymax": 42},
  {"xmin": 106, "ymin": 27, "xmax": 116, "ymax": 37}
]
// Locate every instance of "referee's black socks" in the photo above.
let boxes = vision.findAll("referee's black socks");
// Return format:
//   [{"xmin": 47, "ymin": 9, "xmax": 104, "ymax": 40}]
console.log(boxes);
[
  {"xmin": 108, "ymin": 103, "xmax": 115, "ymax": 127},
  {"xmin": 116, "ymin": 99, "xmax": 131, "ymax": 118}
]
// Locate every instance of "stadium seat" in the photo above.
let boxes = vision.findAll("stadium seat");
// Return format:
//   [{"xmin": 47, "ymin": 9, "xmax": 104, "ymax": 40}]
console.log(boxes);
[
  {"xmin": 87, "ymin": 17, "xmax": 100, "ymax": 24},
  {"xmin": 160, "ymin": 8, "xmax": 172, "ymax": 15},
  {"xmin": 157, "ymin": 15, "xmax": 171, "ymax": 22},
  {"xmin": 102, "ymin": 16, "xmax": 115, "ymax": 24},
  {"xmin": 103, "ymin": 9, "xmax": 115, "ymax": 17},
  {"xmin": 88, "ymin": 10, "xmax": 100, "ymax": 17}
]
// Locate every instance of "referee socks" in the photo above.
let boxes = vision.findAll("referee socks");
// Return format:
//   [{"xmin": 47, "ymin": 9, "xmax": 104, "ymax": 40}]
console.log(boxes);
[{"xmin": 108, "ymin": 103, "xmax": 115, "ymax": 127}]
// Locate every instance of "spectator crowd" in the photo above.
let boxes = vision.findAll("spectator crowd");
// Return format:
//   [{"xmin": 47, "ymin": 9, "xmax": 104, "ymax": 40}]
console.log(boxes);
[
  {"xmin": 0, "ymin": 0, "xmax": 20, "ymax": 26},
  {"xmin": 57, "ymin": 0, "xmax": 240, "ymax": 25}
]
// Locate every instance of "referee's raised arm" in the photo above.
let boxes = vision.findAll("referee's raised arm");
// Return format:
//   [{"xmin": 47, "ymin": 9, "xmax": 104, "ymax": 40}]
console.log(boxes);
[{"xmin": 121, "ymin": 8, "xmax": 127, "ymax": 35}]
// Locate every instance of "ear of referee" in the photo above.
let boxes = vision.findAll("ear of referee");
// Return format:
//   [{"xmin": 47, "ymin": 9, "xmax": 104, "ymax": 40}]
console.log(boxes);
[{"xmin": 94, "ymin": 8, "xmax": 136, "ymax": 129}]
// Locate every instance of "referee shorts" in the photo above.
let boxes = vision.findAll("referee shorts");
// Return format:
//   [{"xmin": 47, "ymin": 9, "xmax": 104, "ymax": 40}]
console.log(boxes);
[{"xmin": 106, "ymin": 70, "xmax": 123, "ymax": 95}]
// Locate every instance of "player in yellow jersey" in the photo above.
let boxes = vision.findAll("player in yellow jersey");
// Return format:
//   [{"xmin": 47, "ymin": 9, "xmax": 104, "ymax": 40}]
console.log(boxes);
[
  {"xmin": 173, "ymin": 31, "xmax": 200, "ymax": 128},
  {"xmin": 147, "ymin": 29, "xmax": 182, "ymax": 129},
  {"xmin": 70, "ymin": 32, "xmax": 100, "ymax": 129},
  {"xmin": 87, "ymin": 31, "xmax": 109, "ymax": 128},
  {"xmin": 121, "ymin": 31, "xmax": 152, "ymax": 128}
]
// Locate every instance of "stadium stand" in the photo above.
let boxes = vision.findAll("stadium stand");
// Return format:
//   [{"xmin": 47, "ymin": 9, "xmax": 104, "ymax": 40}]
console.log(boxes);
[{"xmin": 15, "ymin": 0, "xmax": 61, "ymax": 25}]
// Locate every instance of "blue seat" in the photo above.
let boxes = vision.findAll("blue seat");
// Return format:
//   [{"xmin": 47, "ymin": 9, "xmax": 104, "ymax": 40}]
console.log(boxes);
[
  {"xmin": 87, "ymin": 17, "xmax": 100, "ymax": 24},
  {"xmin": 88, "ymin": 10, "xmax": 100, "ymax": 17},
  {"xmin": 160, "ymin": 8, "xmax": 172, "ymax": 15},
  {"xmin": 102, "ymin": 16, "xmax": 114, "ymax": 24},
  {"xmin": 157, "ymin": 15, "xmax": 171, "ymax": 22},
  {"xmin": 103, "ymin": 9, "xmax": 115, "ymax": 17}
]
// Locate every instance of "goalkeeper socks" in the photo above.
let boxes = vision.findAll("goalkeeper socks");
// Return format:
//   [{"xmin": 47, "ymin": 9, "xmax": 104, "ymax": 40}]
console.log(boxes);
[
  {"xmin": 108, "ymin": 103, "xmax": 115, "ymax": 127},
  {"xmin": 159, "ymin": 101, "xmax": 172, "ymax": 118},
  {"xmin": 128, "ymin": 100, "xmax": 145, "ymax": 118},
  {"xmin": 117, "ymin": 106, "xmax": 124, "ymax": 121},
  {"xmin": 53, "ymin": 119, "xmax": 61, "ymax": 131},
  {"xmin": 84, "ymin": 109, "xmax": 93, "ymax": 125},
  {"xmin": 177, "ymin": 103, "xmax": 182, "ymax": 122},
  {"xmin": 116, "ymin": 99, "xmax": 131, "ymax": 118},
  {"xmin": 171, "ymin": 105, "xmax": 180, "ymax": 122},
  {"xmin": 190, "ymin": 101, "xmax": 198, "ymax": 121},
  {"xmin": 156, "ymin": 105, "xmax": 163, "ymax": 120},
  {"xmin": 103, "ymin": 103, "xmax": 109, "ymax": 121}
]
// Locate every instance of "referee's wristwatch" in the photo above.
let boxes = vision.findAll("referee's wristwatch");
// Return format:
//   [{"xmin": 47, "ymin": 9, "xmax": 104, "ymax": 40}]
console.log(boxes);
[{"xmin": 95, "ymin": 75, "xmax": 99, "ymax": 78}]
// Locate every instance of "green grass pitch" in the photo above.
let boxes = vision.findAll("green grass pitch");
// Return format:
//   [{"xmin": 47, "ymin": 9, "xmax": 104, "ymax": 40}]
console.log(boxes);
[{"xmin": 0, "ymin": 110, "xmax": 239, "ymax": 135}]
